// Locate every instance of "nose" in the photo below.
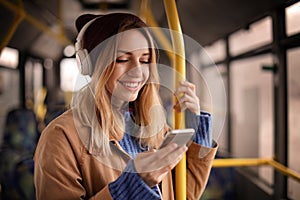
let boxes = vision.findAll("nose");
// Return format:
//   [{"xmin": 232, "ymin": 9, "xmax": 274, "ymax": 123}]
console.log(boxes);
[{"xmin": 127, "ymin": 60, "xmax": 143, "ymax": 77}]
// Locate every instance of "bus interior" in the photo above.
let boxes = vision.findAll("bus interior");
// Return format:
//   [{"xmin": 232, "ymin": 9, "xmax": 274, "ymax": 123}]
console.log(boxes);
[{"xmin": 0, "ymin": 0, "xmax": 300, "ymax": 199}]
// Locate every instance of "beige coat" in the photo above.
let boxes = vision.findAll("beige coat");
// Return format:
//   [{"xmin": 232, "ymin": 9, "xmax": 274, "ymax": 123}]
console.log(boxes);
[{"xmin": 34, "ymin": 109, "xmax": 218, "ymax": 200}]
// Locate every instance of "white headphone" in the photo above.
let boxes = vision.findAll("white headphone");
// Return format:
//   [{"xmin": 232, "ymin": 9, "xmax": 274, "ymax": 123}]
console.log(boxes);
[{"xmin": 75, "ymin": 17, "xmax": 101, "ymax": 76}]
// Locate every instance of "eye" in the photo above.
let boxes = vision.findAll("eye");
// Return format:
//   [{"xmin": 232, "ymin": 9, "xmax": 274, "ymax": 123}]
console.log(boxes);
[
  {"xmin": 116, "ymin": 55, "xmax": 129, "ymax": 63},
  {"xmin": 116, "ymin": 59, "xmax": 128, "ymax": 63},
  {"xmin": 140, "ymin": 60, "xmax": 150, "ymax": 64},
  {"xmin": 140, "ymin": 55, "xmax": 151, "ymax": 64}
]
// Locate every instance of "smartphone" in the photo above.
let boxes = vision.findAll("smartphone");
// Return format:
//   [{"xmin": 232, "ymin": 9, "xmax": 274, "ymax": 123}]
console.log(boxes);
[{"xmin": 159, "ymin": 128, "xmax": 195, "ymax": 149}]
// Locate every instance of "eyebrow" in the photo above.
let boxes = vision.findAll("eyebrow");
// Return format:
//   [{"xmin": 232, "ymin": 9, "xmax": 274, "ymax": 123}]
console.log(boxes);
[{"xmin": 117, "ymin": 50, "xmax": 150, "ymax": 56}]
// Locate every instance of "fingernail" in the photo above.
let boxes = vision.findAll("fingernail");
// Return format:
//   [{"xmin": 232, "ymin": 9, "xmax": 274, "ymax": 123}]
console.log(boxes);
[{"xmin": 171, "ymin": 143, "xmax": 178, "ymax": 148}]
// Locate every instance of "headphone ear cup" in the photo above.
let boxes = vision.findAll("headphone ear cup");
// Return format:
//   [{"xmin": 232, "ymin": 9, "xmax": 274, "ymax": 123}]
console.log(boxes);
[{"xmin": 76, "ymin": 48, "xmax": 92, "ymax": 76}]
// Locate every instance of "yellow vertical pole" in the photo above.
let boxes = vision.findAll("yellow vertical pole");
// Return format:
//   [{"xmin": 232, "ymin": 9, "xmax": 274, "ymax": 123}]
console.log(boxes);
[
  {"xmin": 163, "ymin": 0, "xmax": 186, "ymax": 199},
  {"xmin": 140, "ymin": 0, "xmax": 174, "ymax": 61}
]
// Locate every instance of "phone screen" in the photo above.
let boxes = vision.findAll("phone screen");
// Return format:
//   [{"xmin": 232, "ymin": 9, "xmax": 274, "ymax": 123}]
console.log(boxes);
[{"xmin": 159, "ymin": 128, "xmax": 195, "ymax": 149}]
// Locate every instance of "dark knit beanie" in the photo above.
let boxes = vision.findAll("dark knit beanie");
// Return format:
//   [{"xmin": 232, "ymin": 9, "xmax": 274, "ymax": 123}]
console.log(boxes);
[{"xmin": 75, "ymin": 13, "xmax": 148, "ymax": 54}]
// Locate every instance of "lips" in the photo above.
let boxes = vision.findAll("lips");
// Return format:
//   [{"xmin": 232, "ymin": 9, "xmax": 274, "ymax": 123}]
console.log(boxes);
[{"xmin": 119, "ymin": 81, "xmax": 142, "ymax": 90}]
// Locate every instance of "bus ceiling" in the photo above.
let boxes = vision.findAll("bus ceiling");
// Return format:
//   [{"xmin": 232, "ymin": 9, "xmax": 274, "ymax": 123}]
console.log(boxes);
[{"xmin": 0, "ymin": 0, "xmax": 285, "ymax": 62}]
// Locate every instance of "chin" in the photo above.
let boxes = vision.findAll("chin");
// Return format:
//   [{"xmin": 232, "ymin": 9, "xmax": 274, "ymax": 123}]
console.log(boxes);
[
  {"xmin": 126, "ymin": 92, "xmax": 139, "ymax": 102},
  {"xmin": 128, "ymin": 95, "xmax": 138, "ymax": 102}
]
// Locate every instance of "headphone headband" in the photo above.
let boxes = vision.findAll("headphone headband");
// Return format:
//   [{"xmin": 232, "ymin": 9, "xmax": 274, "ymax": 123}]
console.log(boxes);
[
  {"xmin": 75, "ymin": 16, "xmax": 102, "ymax": 76},
  {"xmin": 75, "ymin": 17, "xmax": 100, "ymax": 52}
]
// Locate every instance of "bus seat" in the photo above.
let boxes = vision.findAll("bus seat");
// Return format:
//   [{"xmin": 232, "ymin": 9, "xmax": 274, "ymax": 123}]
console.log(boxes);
[{"xmin": 0, "ymin": 108, "xmax": 39, "ymax": 200}]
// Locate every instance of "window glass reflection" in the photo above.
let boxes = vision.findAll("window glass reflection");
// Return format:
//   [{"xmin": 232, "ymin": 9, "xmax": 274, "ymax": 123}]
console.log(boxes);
[
  {"xmin": 286, "ymin": 1, "xmax": 300, "ymax": 36},
  {"xmin": 204, "ymin": 40, "xmax": 226, "ymax": 63},
  {"xmin": 229, "ymin": 17, "xmax": 272, "ymax": 56},
  {"xmin": 231, "ymin": 54, "xmax": 274, "ymax": 186},
  {"xmin": 287, "ymin": 47, "xmax": 300, "ymax": 200}
]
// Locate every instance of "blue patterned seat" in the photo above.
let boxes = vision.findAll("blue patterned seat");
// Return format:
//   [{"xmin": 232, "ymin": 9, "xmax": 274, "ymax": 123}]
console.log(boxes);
[{"xmin": 0, "ymin": 108, "xmax": 39, "ymax": 200}]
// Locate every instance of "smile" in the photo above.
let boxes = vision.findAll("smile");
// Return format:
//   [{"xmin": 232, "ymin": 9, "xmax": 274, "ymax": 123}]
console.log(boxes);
[{"xmin": 119, "ymin": 81, "xmax": 142, "ymax": 90}]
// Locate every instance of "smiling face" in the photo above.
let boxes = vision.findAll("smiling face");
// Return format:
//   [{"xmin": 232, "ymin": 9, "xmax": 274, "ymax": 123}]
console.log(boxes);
[{"xmin": 106, "ymin": 29, "xmax": 151, "ymax": 107}]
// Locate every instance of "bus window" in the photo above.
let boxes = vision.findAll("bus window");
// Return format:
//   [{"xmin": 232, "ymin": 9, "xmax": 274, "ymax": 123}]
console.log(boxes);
[
  {"xmin": 286, "ymin": 1, "xmax": 300, "ymax": 36},
  {"xmin": 231, "ymin": 54, "xmax": 274, "ymax": 188},
  {"xmin": 60, "ymin": 58, "xmax": 91, "ymax": 92},
  {"xmin": 287, "ymin": 47, "xmax": 300, "ymax": 200},
  {"xmin": 229, "ymin": 17, "xmax": 272, "ymax": 56}
]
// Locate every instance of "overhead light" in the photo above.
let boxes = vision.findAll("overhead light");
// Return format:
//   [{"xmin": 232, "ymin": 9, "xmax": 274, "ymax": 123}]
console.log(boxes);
[
  {"xmin": 0, "ymin": 47, "xmax": 19, "ymax": 69},
  {"xmin": 63, "ymin": 45, "xmax": 76, "ymax": 57}
]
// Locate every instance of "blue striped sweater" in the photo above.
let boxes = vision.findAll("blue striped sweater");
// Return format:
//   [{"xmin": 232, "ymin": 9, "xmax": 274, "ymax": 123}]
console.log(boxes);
[{"xmin": 108, "ymin": 111, "xmax": 212, "ymax": 199}]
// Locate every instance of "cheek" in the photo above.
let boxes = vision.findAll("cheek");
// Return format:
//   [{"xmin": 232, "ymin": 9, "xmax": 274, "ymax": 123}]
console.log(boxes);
[
  {"xmin": 143, "ymin": 67, "xmax": 150, "ymax": 81},
  {"xmin": 106, "ymin": 69, "xmax": 124, "ymax": 93},
  {"xmin": 106, "ymin": 78, "xmax": 114, "ymax": 94}
]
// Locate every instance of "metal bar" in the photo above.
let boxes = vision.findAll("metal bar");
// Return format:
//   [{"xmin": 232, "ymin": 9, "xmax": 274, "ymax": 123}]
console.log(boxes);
[
  {"xmin": 272, "ymin": 7, "xmax": 288, "ymax": 199},
  {"xmin": 212, "ymin": 158, "xmax": 300, "ymax": 183},
  {"xmin": 142, "ymin": 9, "xmax": 174, "ymax": 61},
  {"xmin": 19, "ymin": 51, "xmax": 26, "ymax": 108},
  {"xmin": 163, "ymin": 0, "xmax": 186, "ymax": 199},
  {"xmin": 0, "ymin": 0, "xmax": 25, "ymax": 51},
  {"xmin": 225, "ymin": 36, "xmax": 232, "ymax": 153},
  {"xmin": 268, "ymin": 159, "xmax": 300, "ymax": 183},
  {"xmin": 213, "ymin": 158, "xmax": 269, "ymax": 167},
  {"xmin": 0, "ymin": 0, "xmax": 71, "ymax": 46},
  {"xmin": 140, "ymin": 0, "xmax": 174, "ymax": 61}
]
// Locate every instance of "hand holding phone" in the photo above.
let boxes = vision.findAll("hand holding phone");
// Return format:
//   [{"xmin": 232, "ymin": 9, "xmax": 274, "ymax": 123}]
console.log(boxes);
[{"xmin": 159, "ymin": 128, "xmax": 195, "ymax": 149}]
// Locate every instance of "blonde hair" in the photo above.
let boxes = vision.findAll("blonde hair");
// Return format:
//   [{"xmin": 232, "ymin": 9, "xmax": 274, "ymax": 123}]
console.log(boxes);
[{"xmin": 80, "ymin": 27, "xmax": 168, "ymax": 155}]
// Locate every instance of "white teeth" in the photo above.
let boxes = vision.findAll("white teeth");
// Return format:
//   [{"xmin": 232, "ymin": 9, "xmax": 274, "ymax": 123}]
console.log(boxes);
[{"xmin": 122, "ymin": 82, "xmax": 139, "ymax": 88}]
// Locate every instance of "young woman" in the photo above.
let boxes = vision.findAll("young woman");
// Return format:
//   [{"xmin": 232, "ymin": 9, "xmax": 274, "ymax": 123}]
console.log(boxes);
[{"xmin": 34, "ymin": 13, "xmax": 218, "ymax": 200}]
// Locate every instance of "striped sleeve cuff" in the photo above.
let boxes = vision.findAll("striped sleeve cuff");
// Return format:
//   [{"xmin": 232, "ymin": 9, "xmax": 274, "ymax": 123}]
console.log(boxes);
[
  {"xmin": 108, "ymin": 160, "xmax": 161, "ymax": 200},
  {"xmin": 186, "ymin": 111, "xmax": 212, "ymax": 147}
]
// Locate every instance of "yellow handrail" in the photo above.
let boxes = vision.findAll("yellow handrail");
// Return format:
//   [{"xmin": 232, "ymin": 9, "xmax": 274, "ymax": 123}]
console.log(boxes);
[
  {"xmin": 213, "ymin": 158, "xmax": 270, "ymax": 167},
  {"xmin": 140, "ymin": 0, "xmax": 174, "ymax": 61},
  {"xmin": 0, "ymin": 0, "xmax": 71, "ymax": 47},
  {"xmin": 163, "ymin": 0, "xmax": 186, "ymax": 199},
  {"xmin": 0, "ymin": 0, "xmax": 24, "ymax": 52},
  {"xmin": 268, "ymin": 159, "xmax": 300, "ymax": 182},
  {"xmin": 213, "ymin": 158, "xmax": 300, "ymax": 183}
]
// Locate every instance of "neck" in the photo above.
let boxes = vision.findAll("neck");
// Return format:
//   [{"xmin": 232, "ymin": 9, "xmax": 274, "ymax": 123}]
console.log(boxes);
[{"xmin": 111, "ymin": 96, "xmax": 129, "ymax": 111}]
